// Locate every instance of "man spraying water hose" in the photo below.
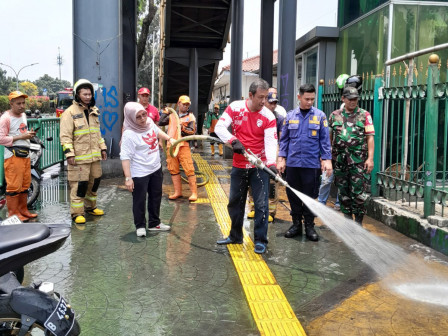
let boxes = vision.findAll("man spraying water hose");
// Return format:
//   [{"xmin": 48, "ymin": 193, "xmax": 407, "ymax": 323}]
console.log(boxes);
[{"xmin": 214, "ymin": 78, "xmax": 278, "ymax": 254}]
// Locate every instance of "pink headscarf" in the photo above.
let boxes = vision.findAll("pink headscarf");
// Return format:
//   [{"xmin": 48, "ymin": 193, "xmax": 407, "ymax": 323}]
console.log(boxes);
[{"xmin": 123, "ymin": 102, "xmax": 152, "ymax": 133}]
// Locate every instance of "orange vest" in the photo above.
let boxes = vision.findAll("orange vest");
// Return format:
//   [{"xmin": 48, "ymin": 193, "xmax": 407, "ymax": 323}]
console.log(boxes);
[{"xmin": 167, "ymin": 112, "xmax": 196, "ymax": 147}]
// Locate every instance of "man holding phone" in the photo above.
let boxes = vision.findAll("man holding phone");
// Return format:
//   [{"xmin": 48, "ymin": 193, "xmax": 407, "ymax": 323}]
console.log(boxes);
[{"xmin": 0, "ymin": 91, "xmax": 39, "ymax": 221}]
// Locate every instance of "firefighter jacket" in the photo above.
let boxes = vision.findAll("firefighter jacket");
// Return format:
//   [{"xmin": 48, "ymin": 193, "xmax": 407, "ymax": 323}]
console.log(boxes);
[{"xmin": 60, "ymin": 101, "xmax": 107, "ymax": 164}]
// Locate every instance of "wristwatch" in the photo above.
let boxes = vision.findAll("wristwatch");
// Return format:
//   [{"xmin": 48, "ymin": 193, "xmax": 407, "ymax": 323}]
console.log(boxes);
[{"xmin": 125, "ymin": 177, "xmax": 132, "ymax": 181}]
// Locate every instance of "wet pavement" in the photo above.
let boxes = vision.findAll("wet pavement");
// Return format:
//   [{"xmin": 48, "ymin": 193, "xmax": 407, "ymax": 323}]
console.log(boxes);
[{"xmin": 10, "ymin": 145, "xmax": 448, "ymax": 335}]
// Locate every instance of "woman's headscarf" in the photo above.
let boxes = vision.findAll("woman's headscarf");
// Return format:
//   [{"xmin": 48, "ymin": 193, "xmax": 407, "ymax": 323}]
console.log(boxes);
[{"xmin": 123, "ymin": 102, "xmax": 152, "ymax": 133}]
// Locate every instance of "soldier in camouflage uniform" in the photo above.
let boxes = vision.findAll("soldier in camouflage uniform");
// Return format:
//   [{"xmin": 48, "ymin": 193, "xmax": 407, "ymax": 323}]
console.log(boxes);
[{"xmin": 329, "ymin": 87, "xmax": 374, "ymax": 224}]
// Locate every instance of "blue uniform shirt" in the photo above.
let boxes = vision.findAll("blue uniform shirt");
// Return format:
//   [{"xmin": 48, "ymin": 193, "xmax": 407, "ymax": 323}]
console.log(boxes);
[{"xmin": 278, "ymin": 106, "xmax": 332, "ymax": 168}]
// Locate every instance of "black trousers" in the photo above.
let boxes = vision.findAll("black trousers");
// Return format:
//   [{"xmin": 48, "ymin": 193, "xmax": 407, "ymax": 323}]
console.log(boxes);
[
  {"xmin": 132, "ymin": 167, "xmax": 163, "ymax": 229},
  {"xmin": 285, "ymin": 166, "xmax": 321, "ymax": 223}
]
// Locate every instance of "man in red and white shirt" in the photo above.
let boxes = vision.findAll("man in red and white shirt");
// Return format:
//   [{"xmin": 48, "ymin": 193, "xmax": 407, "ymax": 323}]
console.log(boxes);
[
  {"xmin": 214, "ymin": 78, "xmax": 278, "ymax": 254},
  {"xmin": 137, "ymin": 87, "xmax": 159, "ymax": 124},
  {"xmin": 0, "ymin": 91, "xmax": 38, "ymax": 221}
]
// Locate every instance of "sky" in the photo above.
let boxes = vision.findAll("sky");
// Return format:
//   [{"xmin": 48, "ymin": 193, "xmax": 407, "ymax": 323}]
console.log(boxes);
[
  {"xmin": 0, "ymin": 0, "xmax": 337, "ymax": 84},
  {"xmin": 0, "ymin": 0, "xmax": 73, "ymax": 84},
  {"xmin": 219, "ymin": 0, "xmax": 338, "ymax": 68}
]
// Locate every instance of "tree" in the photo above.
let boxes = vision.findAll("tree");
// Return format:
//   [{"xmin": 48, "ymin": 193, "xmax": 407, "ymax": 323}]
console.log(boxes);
[
  {"xmin": 137, "ymin": 0, "xmax": 160, "ymax": 106},
  {"xmin": 19, "ymin": 81, "xmax": 38, "ymax": 96},
  {"xmin": 0, "ymin": 67, "xmax": 15, "ymax": 95},
  {"xmin": 137, "ymin": 0, "xmax": 159, "ymax": 67},
  {"xmin": 33, "ymin": 74, "xmax": 72, "ymax": 95}
]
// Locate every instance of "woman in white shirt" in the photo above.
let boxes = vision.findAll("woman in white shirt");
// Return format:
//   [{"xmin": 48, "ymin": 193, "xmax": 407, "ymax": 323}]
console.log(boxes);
[{"xmin": 120, "ymin": 102, "xmax": 176, "ymax": 237}]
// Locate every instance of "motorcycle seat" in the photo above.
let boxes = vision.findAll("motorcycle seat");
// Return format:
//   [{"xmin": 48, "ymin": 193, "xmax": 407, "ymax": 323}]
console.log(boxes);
[{"xmin": 0, "ymin": 224, "xmax": 50, "ymax": 254}]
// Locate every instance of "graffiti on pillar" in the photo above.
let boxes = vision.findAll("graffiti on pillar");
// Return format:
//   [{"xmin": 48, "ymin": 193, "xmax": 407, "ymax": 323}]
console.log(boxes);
[
  {"xmin": 280, "ymin": 73, "xmax": 290, "ymax": 110},
  {"xmin": 95, "ymin": 85, "xmax": 119, "ymax": 135}
]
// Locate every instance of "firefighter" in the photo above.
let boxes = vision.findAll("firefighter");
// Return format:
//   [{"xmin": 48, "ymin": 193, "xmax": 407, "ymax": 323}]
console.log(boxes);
[
  {"xmin": 159, "ymin": 95, "xmax": 198, "ymax": 202},
  {"xmin": 60, "ymin": 79, "xmax": 107, "ymax": 224}
]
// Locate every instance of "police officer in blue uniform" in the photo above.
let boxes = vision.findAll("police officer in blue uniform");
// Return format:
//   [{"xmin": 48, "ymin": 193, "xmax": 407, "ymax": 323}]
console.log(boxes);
[{"xmin": 277, "ymin": 84, "xmax": 332, "ymax": 241}]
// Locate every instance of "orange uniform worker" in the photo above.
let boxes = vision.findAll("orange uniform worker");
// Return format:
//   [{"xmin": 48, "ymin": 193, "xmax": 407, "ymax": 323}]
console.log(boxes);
[
  {"xmin": 159, "ymin": 95, "xmax": 198, "ymax": 201},
  {"xmin": 0, "ymin": 91, "xmax": 38, "ymax": 221}
]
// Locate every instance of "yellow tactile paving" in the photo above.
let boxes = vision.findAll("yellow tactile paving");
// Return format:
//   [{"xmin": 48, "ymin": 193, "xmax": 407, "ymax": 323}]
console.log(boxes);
[
  {"xmin": 192, "ymin": 153, "xmax": 306, "ymax": 336},
  {"xmin": 190, "ymin": 198, "xmax": 210, "ymax": 203},
  {"xmin": 210, "ymin": 164, "xmax": 225, "ymax": 171}
]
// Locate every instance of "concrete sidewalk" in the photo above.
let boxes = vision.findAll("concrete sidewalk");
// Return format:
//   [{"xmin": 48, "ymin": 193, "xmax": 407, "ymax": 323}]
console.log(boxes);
[{"xmin": 13, "ymin": 146, "xmax": 448, "ymax": 335}]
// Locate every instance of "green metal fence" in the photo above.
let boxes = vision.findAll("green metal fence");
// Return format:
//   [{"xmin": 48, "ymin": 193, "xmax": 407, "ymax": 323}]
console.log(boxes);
[
  {"xmin": 0, "ymin": 118, "xmax": 63, "ymax": 187},
  {"xmin": 318, "ymin": 55, "xmax": 448, "ymax": 218}
]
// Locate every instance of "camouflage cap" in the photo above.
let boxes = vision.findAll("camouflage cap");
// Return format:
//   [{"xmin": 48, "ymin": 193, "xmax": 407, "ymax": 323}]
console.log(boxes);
[{"xmin": 342, "ymin": 87, "xmax": 359, "ymax": 99}]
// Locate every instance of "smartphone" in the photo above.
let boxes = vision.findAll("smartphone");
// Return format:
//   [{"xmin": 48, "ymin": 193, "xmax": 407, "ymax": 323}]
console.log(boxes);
[{"xmin": 33, "ymin": 127, "xmax": 40, "ymax": 132}]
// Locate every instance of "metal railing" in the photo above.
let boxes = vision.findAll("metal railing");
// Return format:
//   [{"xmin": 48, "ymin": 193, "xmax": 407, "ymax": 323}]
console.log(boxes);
[
  {"xmin": 0, "ymin": 118, "xmax": 63, "ymax": 187},
  {"xmin": 317, "ymin": 50, "xmax": 448, "ymax": 218}
]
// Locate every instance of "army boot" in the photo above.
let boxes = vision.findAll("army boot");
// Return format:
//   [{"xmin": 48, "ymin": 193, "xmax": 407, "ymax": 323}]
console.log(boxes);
[
  {"xmin": 284, "ymin": 218, "xmax": 302, "ymax": 238},
  {"xmin": 304, "ymin": 221, "xmax": 319, "ymax": 242}
]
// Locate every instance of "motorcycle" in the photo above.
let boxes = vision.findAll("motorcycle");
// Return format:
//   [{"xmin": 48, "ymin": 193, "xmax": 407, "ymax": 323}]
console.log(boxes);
[
  {"xmin": 0, "ymin": 219, "xmax": 80, "ymax": 335},
  {"xmin": 0, "ymin": 135, "xmax": 51, "ymax": 210}
]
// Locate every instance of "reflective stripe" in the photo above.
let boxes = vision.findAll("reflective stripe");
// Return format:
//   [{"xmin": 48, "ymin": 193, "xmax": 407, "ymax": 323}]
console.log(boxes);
[
  {"xmin": 74, "ymin": 152, "xmax": 101, "ymax": 161},
  {"xmin": 74, "ymin": 129, "xmax": 90, "ymax": 136},
  {"xmin": 62, "ymin": 143, "xmax": 74, "ymax": 151},
  {"xmin": 98, "ymin": 138, "xmax": 105, "ymax": 144},
  {"xmin": 85, "ymin": 195, "xmax": 97, "ymax": 201},
  {"xmin": 71, "ymin": 202, "xmax": 84, "ymax": 208},
  {"xmin": 74, "ymin": 128, "xmax": 101, "ymax": 136}
]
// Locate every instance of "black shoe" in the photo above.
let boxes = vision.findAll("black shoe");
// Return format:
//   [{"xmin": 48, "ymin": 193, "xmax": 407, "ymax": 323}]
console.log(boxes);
[
  {"xmin": 354, "ymin": 214, "xmax": 364, "ymax": 225},
  {"xmin": 344, "ymin": 213, "xmax": 353, "ymax": 220},
  {"xmin": 217, "ymin": 236, "xmax": 243, "ymax": 245},
  {"xmin": 305, "ymin": 222, "xmax": 319, "ymax": 242},
  {"xmin": 284, "ymin": 218, "xmax": 302, "ymax": 238}
]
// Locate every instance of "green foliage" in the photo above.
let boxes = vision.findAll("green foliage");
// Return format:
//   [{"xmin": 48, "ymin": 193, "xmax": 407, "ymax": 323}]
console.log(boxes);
[
  {"xmin": 0, "ymin": 95, "xmax": 51, "ymax": 114},
  {"xmin": 0, "ymin": 68, "xmax": 71, "ymax": 97},
  {"xmin": 0, "ymin": 96, "xmax": 9, "ymax": 113},
  {"xmin": 0, "ymin": 68, "xmax": 15, "ymax": 95},
  {"xmin": 33, "ymin": 74, "xmax": 72, "ymax": 95}
]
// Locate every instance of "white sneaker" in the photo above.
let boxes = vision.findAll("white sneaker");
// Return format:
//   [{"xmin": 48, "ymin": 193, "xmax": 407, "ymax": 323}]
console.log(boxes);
[
  {"xmin": 148, "ymin": 223, "xmax": 171, "ymax": 231},
  {"xmin": 136, "ymin": 228, "xmax": 147, "ymax": 237}
]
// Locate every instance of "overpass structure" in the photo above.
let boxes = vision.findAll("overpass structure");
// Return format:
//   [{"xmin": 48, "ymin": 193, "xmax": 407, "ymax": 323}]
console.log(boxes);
[{"xmin": 158, "ymin": 0, "xmax": 232, "ymax": 128}]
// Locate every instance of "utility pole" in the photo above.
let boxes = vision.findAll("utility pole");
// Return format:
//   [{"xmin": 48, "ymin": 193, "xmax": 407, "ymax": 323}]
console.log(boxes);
[{"xmin": 57, "ymin": 47, "xmax": 63, "ymax": 80}]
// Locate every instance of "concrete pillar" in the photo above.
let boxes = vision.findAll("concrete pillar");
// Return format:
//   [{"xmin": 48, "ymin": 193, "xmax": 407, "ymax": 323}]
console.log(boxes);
[
  {"xmin": 189, "ymin": 48, "xmax": 199, "ymax": 121},
  {"xmin": 260, "ymin": 0, "xmax": 275, "ymax": 85},
  {"xmin": 73, "ymin": 0, "xmax": 122, "ymax": 159},
  {"xmin": 278, "ymin": 0, "xmax": 297, "ymax": 111},
  {"xmin": 122, "ymin": 0, "xmax": 137, "ymax": 106},
  {"xmin": 230, "ymin": 0, "xmax": 244, "ymax": 102}
]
